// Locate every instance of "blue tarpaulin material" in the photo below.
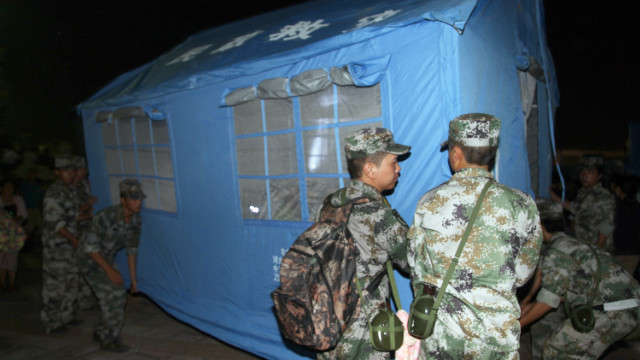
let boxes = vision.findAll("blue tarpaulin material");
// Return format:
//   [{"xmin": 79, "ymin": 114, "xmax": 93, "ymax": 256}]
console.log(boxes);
[{"xmin": 77, "ymin": 0, "xmax": 558, "ymax": 358}]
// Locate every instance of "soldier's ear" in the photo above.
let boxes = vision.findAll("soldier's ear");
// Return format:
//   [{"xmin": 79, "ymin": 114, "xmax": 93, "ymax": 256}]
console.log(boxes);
[
  {"xmin": 448, "ymin": 146, "xmax": 465, "ymax": 172},
  {"xmin": 449, "ymin": 146, "xmax": 458, "ymax": 162},
  {"xmin": 362, "ymin": 161, "xmax": 377, "ymax": 180}
]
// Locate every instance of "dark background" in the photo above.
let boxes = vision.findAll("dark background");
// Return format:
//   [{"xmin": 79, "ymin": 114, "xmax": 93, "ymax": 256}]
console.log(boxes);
[{"xmin": 1, "ymin": 0, "xmax": 638, "ymax": 155}]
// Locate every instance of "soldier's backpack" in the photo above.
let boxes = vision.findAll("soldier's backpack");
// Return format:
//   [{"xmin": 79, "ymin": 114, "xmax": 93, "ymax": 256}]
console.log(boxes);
[{"xmin": 270, "ymin": 196, "xmax": 369, "ymax": 351}]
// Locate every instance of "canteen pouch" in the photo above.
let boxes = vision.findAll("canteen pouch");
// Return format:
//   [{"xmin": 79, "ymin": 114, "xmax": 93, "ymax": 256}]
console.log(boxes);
[
  {"xmin": 408, "ymin": 284, "xmax": 437, "ymax": 339},
  {"xmin": 368, "ymin": 307, "xmax": 404, "ymax": 351},
  {"xmin": 567, "ymin": 303, "xmax": 595, "ymax": 333}
]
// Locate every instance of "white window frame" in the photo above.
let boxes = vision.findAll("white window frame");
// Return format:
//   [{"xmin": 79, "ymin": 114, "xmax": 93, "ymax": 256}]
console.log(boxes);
[
  {"xmin": 99, "ymin": 107, "xmax": 178, "ymax": 214},
  {"xmin": 233, "ymin": 83, "xmax": 384, "ymax": 223}
]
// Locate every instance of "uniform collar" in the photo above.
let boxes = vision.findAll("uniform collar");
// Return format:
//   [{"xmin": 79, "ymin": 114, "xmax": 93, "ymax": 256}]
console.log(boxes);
[
  {"xmin": 451, "ymin": 167, "xmax": 494, "ymax": 180},
  {"xmin": 117, "ymin": 205, "xmax": 126, "ymax": 221},
  {"xmin": 329, "ymin": 179, "xmax": 383, "ymax": 207},
  {"xmin": 55, "ymin": 179, "xmax": 75, "ymax": 189},
  {"xmin": 582, "ymin": 182, "xmax": 604, "ymax": 192}
]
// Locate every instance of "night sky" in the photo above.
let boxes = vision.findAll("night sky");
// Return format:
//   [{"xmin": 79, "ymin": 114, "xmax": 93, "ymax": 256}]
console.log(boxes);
[{"xmin": 1, "ymin": 0, "xmax": 638, "ymax": 153}]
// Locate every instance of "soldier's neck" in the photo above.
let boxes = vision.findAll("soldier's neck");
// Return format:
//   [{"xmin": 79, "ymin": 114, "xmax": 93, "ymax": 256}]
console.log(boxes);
[{"xmin": 122, "ymin": 207, "xmax": 133, "ymax": 223}]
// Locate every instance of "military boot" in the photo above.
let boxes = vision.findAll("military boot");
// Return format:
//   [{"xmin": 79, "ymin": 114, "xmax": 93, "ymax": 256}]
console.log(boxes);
[{"xmin": 100, "ymin": 338, "xmax": 130, "ymax": 352}]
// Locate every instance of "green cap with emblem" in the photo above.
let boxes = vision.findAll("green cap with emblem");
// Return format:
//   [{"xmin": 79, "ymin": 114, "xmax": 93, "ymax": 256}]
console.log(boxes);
[
  {"xmin": 344, "ymin": 127, "xmax": 410, "ymax": 160},
  {"xmin": 119, "ymin": 179, "xmax": 146, "ymax": 200},
  {"xmin": 441, "ymin": 113, "xmax": 501, "ymax": 149},
  {"xmin": 578, "ymin": 155, "xmax": 604, "ymax": 170},
  {"xmin": 73, "ymin": 156, "xmax": 87, "ymax": 168},
  {"xmin": 54, "ymin": 156, "xmax": 76, "ymax": 170}
]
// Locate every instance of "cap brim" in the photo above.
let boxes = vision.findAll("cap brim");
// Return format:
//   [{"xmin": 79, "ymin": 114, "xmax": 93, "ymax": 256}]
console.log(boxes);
[
  {"xmin": 578, "ymin": 163, "xmax": 598, "ymax": 170},
  {"xmin": 125, "ymin": 193, "xmax": 147, "ymax": 200},
  {"xmin": 439, "ymin": 139, "xmax": 449, "ymax": 152},
  {"xmin": 385, "ymin": 143, "xmax": 411, "ymax": 155}
]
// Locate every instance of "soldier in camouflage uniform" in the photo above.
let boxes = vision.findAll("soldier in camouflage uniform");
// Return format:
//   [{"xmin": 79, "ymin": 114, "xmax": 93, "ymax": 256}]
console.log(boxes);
[
  {"xmin": 519, "ymin": 200, "xmax": 567, "ymax": 360},
  {"xmin": 551, "ymin": 155, "xmax": 615, "ymax": 253},
  {"xmin": 77, "ymin": 179, "xmax": 145, "ymax": 352},
  {"xmin": 408, "ymin": 113, "xmax": 542, "ymax": 359},
  {"xmin": 41, "ymin": 156, "xmax": 82, "ymax": 334},
  {"xmin": 520, "ymin": 199, "xmax": 640, "ymax": 359},
  {"xmin": 317, "ymin": 127, "xmax": 411, "ymax": 360},
  {"xmin": 73, "ymin": 156, "xmax": 97, "ymax": 223},
  {"xmin": 73, "ymin": 156, "xmax": 98, "ymax": 310}
]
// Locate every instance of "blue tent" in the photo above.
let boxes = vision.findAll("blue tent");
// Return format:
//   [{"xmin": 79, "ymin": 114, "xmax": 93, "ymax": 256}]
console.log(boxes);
[{"xmin": 77, "ymin": 0, "xmax": 558, "ymax": 358}]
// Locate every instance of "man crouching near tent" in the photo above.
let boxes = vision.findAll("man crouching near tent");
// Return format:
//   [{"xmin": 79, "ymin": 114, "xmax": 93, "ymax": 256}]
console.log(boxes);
[
  {"xmin": 76, "ymin": 179, "xmax": 145, "ymax": 352},
  {"xmin": 317, "ymin": 127, "xmax": 411, "ymax": 360}
]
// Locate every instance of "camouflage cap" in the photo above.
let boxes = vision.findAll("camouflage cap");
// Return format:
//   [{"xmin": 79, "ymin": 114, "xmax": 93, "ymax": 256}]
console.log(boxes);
[
  {"xmin": 579, "ymin": 155, "xmax": 604, "ymax": 170},
  {"xmin": 119, "ymin": 179, "xmax": 146, "ymax": 200},
  {"xmin": 73, "ymin": 156, "xmax": 87, "ymax": 168},
  {"xmin": 535, "ymin": 198, "xmax": 563, "ymax": 221},
  {"xmin": 441, "ymin": 113, "xmax": 501, "ymax": 149},
  {"xmin": 344, "ymin": 127, "xmax": 410, "ymax": 160},
  {"xmin": 54, "ymin": 156, "xmax": 76, "ymax": 170}
]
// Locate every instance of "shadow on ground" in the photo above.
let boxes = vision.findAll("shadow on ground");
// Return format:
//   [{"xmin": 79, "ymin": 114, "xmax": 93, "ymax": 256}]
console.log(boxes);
[
  {"xmin": 0, "ymin": 246, "xmax": 262, "ymax": 360},
  {"xmin": 3, "ymin": 244, "xmax": 640, "ymax": 359}
]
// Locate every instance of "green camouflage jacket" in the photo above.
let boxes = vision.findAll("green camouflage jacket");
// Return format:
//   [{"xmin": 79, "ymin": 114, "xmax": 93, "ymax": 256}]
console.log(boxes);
[
  {"xmin": 537, "ymin": 232, "xmax": 640, "ymax": 309},
  {"xmin": 327, "ymin": 179, "xmax": 409, "ymax": 308},
  {"xmin": 408, "ymin": 167, "xmax": 542, "ymax": 352},
  {"xmin": 570, "ymin": 183, "xmax": 615, "ymax": 253},
  {"xmin": 74, "ymin": 179, "xmax": 91, "ymax": 207},
  {"xmin": 42, "ymin": 180, "xmax": 78, "ymax": 249},
  {"xmin": 78, "ymin": 204, "xmax": 141, "ymax": 265}
]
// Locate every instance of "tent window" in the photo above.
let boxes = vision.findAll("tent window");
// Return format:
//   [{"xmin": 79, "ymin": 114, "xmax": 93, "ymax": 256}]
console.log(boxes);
[
  {"xmin": 233, "ymin": 83, "xmax": 382, "ymax": 222},
  {"xmin": 100, "ymin": 108, "xmax": 177, "ymax": 213}
]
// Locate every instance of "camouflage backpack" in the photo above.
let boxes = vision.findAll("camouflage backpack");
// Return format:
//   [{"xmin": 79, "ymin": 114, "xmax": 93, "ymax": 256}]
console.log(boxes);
[{"xmin": 271, "ymin": 195, "xmax": 369, "ymax": 351}]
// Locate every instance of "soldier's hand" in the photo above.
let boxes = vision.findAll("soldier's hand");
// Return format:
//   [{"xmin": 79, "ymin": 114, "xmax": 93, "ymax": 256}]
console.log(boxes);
[
  {"xmin": 106, "ymin": 267, "xmax": 124, "ymax": 285},
  {"xmin": 130, "ymin": 280, "xmax": 138, "ymax": 294}
]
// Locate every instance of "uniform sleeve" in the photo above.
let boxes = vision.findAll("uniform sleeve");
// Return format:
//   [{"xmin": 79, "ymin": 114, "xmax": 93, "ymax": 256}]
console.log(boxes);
[
  {"xmin": 349, "ymin": 200, "xmax": 409, "ymax": 274},
  {"xmin": 384, "ymin": 207, "xmax": 410, "ymax": 273},
  {"xmin": 537, "ymin": 248, "xmax": 571, "ymax": 307},
  {"xmin": 535, "ymin": 287, "xmax": 562, "ymax": 308},
  {"xmin": 514, "ymin": 200, "xmax": 543, "ymax": 287},
  {"xmin": 125, "ymin": 216, "xmax": 142, "ymax": 255},
  {"xmin": 407, "ymin": 199, "xmax": 436, "ymax": 283},
  {"xmin": 595, "ymin": 194, "xmax": 615, "ymax": 238},
  {"xmin": 43, "ymin": 189, "xmax": 70, "ymax": 233},
  {"xmin": 81, "ymin": 212, "xmax": 107, "ymax": 254}
]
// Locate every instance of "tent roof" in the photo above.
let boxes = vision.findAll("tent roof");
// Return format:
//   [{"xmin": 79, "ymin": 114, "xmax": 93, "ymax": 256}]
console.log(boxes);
[{"xmin": 79, "ymin": 0, "xmax": 477, "ymax": 109}]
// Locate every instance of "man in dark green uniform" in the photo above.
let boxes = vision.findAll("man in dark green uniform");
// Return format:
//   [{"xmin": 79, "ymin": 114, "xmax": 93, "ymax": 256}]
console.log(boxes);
[
  {"xmin": 77, "ymin": 179, "xmax": 145, "ymax": 352},
  {"xmin": 41, "ymin": 156, "xmax": 81, "ymax": 334},
  {"xmin": 520, "ymin": 199, "xmax": 640, "ymax": 359},
  {"xmin": 317, "ymin": 127, "xmax": 411, "ymax": 360}
]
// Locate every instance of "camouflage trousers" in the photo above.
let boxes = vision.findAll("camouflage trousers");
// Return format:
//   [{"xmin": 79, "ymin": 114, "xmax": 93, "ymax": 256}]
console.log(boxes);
[
  {"xmin": 529, "ymin": 306, "xmax": 566, "ymax": 360},
  {"xmin": 317, "ymin": 302, "xmax": 390, "ymax": 360},
  {"xmin": 77, "ymin": 276, "xmax": 97, "ymax": 309},
  {"xmin": 41, "ymin": 246, "xmax": 80, "ymax": 332},
  {"xmin": 420, "ymin": 321, "xmax": 518, "ymax": 360},
  {"xmin": 75, "ymin": 228, "xmax": 97, "ymax": 310},
  {"xmin": 543, "ymin": 308, "xmax": 639, "ymax": 359},
  {"xmin": 79, "ymin": 257, "xmax": 127, "ymax": 343}
]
